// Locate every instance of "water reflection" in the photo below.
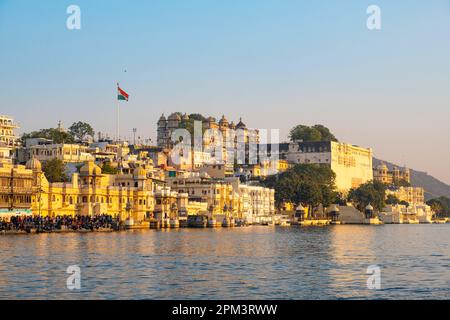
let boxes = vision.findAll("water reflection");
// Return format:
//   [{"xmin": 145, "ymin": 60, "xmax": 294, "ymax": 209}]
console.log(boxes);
[{"xmin": 0, "ymin": 225, "xmax": 449, "ymax": 299}]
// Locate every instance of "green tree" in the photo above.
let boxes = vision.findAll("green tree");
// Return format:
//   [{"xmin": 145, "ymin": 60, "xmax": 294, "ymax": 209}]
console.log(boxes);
[
  {"xmin": 188, "ymin": 113, "xmax": 207, "ymax": 122},
  {"xmin": 262, "ymin": 163, "xmax": 337, "ymax": 216},
  {"xmin": 348, "ymin": 181, "xmax": 386, "ymax": 212},
  {"xmin": 101, "ymin": 162, "xmax": 118, "ymax": 174},
  {"xmin": 399, "ymin": 200, "xmax": 410, "ymax": 207},
  {"xmin": 289, "ymin": 125, "xmax": 321, "ymax": 142},
  {"xmin": 42, "ymin": 159, "xmax": 69, "ymax": 183},
  {"xmin": 22, "ymin": 128, "xmax": 75, "ymax": 144},
  {"xmin": 69, "ymin": 121, "xmax": 95, "ymax": 141},
  {"xmin": 385, "ymin": 194, "xmax": 400, "ymax": 205},
  {"xmin": 177, "ymin": 113, "xmax": 209, "ymax": 140},
  {"xmin": 335, "ymin": 192, "xmax": 348, "ymax": 206},
  {"xmin": 426, "ymin": 197, "xmax": 450, "ymax": 217},
  {"xmin": 392, "ymin": 178, "xmax": 411, "ymax": 187},
  {"xmin": 311, "ymin": 124, "xmax": 338, "ymax": 142},
  {"xmin": 289, "ymin": 124, "xmax": 338, "ymax": 142}
]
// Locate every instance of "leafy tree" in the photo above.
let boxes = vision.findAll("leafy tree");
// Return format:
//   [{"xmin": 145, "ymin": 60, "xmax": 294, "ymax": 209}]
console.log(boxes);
[
  {"xmin": 22, "ymin": 128, "xmax": 75, "ymax": 144},
  {"xmin": 177, "ymin": 113, "xmax": 209, "ymax": 140},
  {"xmin": 335, "ymin": 192, "xmax": 348, "ymax": 206},
  {"xmin": 385, "ymin": 194, "xmax": 400, "ymax": 205},
  {"xmin": 427, "ymin": 197, "xmax": 450, "ymax": 217},
  {"xmin": 311, "ymin": 125, "xmax": 338, "ymax": 142},
  {"xmin": 188, "ymin": 113, "xmax": 207, "ymax": 122},
  {"xmin": 399, "ymin": 200, "xmax": 409, "ymax": 207},
  {"xmin": 392, "ymin": 178, "xmax": 411, "ymax": 187},
  {"xmin": 289, "ymin": 125, "xmax": 321, "ymax": 142},
  {"xmin": 42, "ymin": 159, "xmax": 69, "ymax": 183},
  {"xmin": 101, "ymin": 162, "xmax": 118, "ymax": 174},
  {"xmin": 69, "ymin": 121, "xmax": 95, "ymax": 141},
  {"xmin": 289, "ymin": 124, "xmax": 338, "ymax": 142},
  {"xmin": 348, "ymin": 181, "xmax": 386, "ymax": 212},
  {"xmin": 262, "ymin": 163, "xmax": 337, "ymax": 217}
]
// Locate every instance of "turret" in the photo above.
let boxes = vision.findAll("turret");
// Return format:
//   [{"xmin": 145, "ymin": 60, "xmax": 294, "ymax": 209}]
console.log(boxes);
[{"xmin": 365, "ymin": 203, "xmax": 374, "ymax": 219}]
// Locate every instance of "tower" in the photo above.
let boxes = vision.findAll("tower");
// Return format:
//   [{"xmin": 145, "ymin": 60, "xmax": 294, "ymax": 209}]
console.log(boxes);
[
  {"xmin": 0, "ymin": 115, "xmax": 20, "ymax": 163},
  {"xmin": 157, "ymin": 114, "xmax": 168, "ymax": 148}
]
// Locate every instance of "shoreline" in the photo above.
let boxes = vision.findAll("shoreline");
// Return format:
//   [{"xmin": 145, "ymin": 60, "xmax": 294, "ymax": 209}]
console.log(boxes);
[
  {"xmin": 0, "ymin": 227, "xmax": 117, "ymax": 236},
  {"xmin": 1, "ymin": 221, "xmax": 448, "ymax": 236}
]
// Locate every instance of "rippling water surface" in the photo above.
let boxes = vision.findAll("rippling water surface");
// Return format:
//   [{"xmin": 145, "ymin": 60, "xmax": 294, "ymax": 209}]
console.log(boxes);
[{"xmin": 0, "ymin": 225, "xmax": 449, "ymax": 299}]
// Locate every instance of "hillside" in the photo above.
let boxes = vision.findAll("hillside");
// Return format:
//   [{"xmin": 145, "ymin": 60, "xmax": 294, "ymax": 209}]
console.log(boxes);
[{"xmin": 373, "ymin": 158, "xmax": 450, "ymax": 201}]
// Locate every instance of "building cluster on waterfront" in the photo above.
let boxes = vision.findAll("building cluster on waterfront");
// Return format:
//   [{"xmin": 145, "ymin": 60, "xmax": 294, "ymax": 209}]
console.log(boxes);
[
  {"xmin": 1, "ymin": 115, "xmax": 276, "ymax": 228},
  {"xmin": 0, "ymin": 113, "xmax": 441, "ymax": 230}
]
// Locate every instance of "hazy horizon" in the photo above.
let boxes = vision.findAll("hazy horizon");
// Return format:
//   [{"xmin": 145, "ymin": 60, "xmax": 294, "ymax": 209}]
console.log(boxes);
[{"xmin": 1, "ymin": 0, "xmax": 449, "ymax": 184}]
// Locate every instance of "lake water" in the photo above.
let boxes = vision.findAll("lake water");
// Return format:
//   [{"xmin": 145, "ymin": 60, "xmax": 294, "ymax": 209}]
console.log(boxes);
[{"xmin": 0, "ymin": 225, "xmax": 449, "ymax": 299}]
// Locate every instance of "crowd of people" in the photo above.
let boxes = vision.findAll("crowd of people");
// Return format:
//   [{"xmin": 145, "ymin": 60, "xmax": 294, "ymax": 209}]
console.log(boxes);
[{"xmin": 0, "ymin": 214, "xmax": 120, "ymax": 233}]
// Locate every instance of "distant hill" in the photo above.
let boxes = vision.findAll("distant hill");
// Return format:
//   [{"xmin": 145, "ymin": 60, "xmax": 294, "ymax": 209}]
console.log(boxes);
[{"xmin": 373, "ymin": 158, "xmax": 450, "ymax": 201}]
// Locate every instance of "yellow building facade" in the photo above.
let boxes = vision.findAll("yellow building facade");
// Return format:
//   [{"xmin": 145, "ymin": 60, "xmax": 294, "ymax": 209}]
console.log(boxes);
[
  {"xmin": 168, "ymin": 173, "xmax": 275, "ymax": 221},
  {"xmin": 373, "ymin": 163, "xmax": 411, "ymax": 184},
  {"xmin": 386, "ymin": 186, "xmax": 425, "ymax": 205},
  {"xmin": 0, "ymin": 161, "xmax": 34, "ymax": 214},
  {"xmin": 0, "ymin": 158, "xmax": 186, "ymax": 225},
  {"xmin": 29, "ymin": 143, "xmax": 94, "ymax": 163},
  {"xmin": 287, "ymin": 141, "xmax": 373, "ymax": 193}
]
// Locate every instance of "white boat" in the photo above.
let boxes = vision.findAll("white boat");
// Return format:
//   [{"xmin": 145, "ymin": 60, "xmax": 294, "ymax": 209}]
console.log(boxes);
[{"xmin": 279, "ymin": 219, "xmax": 291, "ymax": 227}]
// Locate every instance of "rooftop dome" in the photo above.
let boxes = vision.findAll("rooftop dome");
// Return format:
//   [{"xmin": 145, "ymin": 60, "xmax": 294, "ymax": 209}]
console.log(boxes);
[
  {"xmin": 158, "ymin": 114, "xmax": 166, "ymax": 122},
  {"xmin": 80, "ymin": 161, "xmax": 102, "ymax": 175},
  {"xmin": 377, "ymin": 163, "xmax": 388, "ymax": 171},
  {"xmin": 236, "ymin": 117, "xmax": 246, "ymax": 129},
  {"xmin": 296, "ymin": 204, "xmax": 305, "ymax": 211},
  {"xmin": 219, "ymin": 115, "xmax": 229, "ymax": 126},
  {"xmin": 229, "ymin": 121, "xmax": 236, "ymax": 129},
  {"xmin": 26, "ymin": 157, "xmax": 42, "ymax": 171},
  {"xmin": 182, "ymin": 113, "xmax": 190, "ymax": 120},
  {"xmin": 168, "ymin": 113, "xmax": 181, "ymax": 121},
  {"xmin": 365, "ymin": 203, "xmax": 374, "ymax": 211}
]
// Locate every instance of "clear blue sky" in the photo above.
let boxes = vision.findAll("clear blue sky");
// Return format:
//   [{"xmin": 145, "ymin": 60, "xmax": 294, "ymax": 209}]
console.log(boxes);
[{"xmin": 1, "ymin": 0, "xmax": 450, "ymax": 183}]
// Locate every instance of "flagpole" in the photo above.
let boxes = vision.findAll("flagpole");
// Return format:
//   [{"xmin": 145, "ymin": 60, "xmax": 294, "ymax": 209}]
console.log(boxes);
[{"xmin": 117, "ymin": 83, "xmax": 120, "ymax": 142}]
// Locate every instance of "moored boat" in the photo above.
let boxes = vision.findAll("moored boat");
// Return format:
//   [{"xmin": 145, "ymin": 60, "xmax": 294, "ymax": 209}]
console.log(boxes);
[{"xmin": 187, "ymin": 215, "xmax": 207, "ymax": 228}]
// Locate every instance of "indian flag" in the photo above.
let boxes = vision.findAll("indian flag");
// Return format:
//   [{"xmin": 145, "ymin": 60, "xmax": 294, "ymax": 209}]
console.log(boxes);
[{"xmin": 117, "ymin": 84, "xmax": 129, "ymax": 101}]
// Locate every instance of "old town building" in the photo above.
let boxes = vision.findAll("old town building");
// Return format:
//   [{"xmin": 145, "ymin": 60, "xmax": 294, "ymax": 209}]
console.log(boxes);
[
  {"xmin": 286, "ymin": 140, "xmax": 373, "ymax": 193},
  {"xmin": 0, "ymin": 161, "xmax": 34, "ymax": 215},
  {"xmin": 0, "ymin": 156, "xmax": 188, "ymax": 225},
  {"xmin": 157, "ymin": 113, "xmax": 259, "ymax": 169},
  {"xmin": 0, "ymin": 115, "xmax": 20, "ymax": 163},
  {"xmin": 373, "ymin": 163, "xmax": 411, "ymax": 184},
  {"xmin": 167, "ymin": 172, "xmax": 275, "ymax": 221},
  {"xmin": 386, "ymin": 186, "xmax": 425, "ymax": 205}
]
